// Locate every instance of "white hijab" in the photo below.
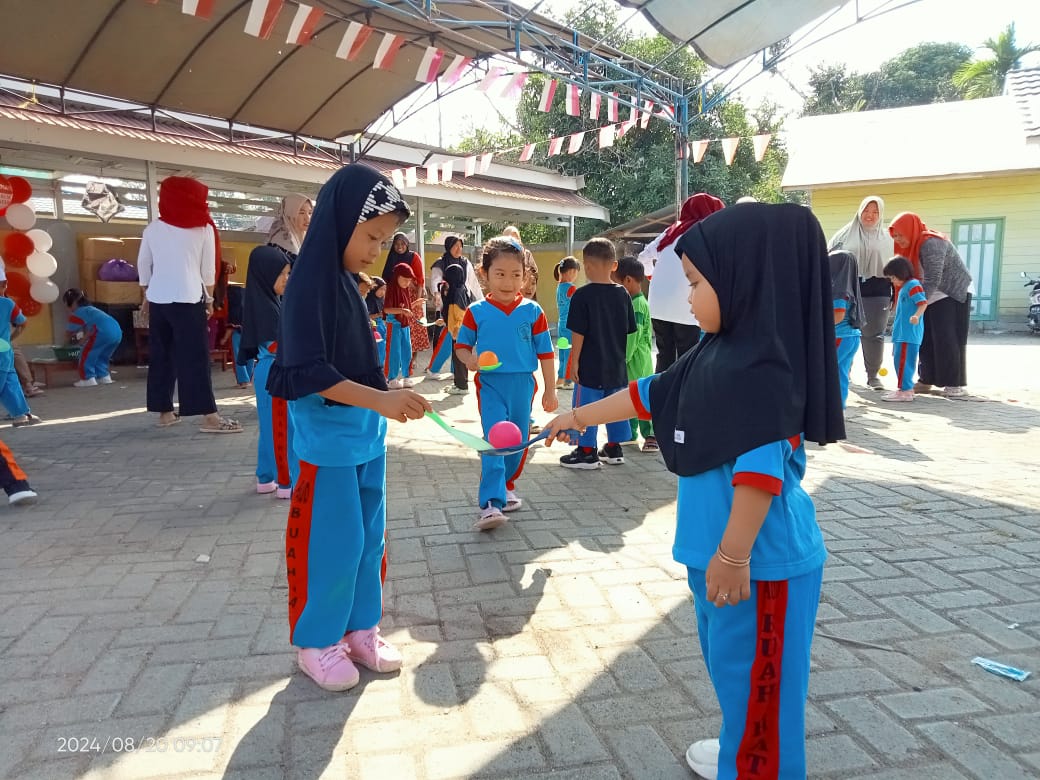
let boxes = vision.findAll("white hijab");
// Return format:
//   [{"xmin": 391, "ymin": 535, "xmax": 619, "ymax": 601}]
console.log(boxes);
[
  {"xmin": 268, "ymin": 193, "xmax": 311, "ymax": 255},
  {"xmin": 828, "ymin": 195, "xmax": 893, "ymax": 279}
]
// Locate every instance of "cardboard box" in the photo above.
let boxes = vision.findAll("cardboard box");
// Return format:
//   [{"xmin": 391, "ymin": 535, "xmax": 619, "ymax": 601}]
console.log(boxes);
[
  {"xmin": 93, "ymin": 281, "xmax": 142, "ymax": 305},
  {"xmin": 82, "ymin": 237, "xmax": 130, "ymax": 263}
]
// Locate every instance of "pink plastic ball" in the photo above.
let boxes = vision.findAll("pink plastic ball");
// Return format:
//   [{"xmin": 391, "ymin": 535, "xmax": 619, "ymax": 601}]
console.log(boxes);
[{"xmin": 488, "ymin": 421, "xmax": 523, "ymax": 449}]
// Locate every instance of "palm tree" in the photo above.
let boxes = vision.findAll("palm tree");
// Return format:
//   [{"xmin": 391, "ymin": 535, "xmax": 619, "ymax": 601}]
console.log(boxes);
[{"xmin": 953, "ymin": 22, "xmax": 1040, "ymax": 98}]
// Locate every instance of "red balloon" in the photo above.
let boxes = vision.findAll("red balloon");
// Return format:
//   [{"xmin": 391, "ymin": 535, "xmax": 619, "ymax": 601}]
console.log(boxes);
[
  {"xmin": 5, "ymin": 271, "xmax": 30, "ymax": 300},
  {"xmin": 7, "ymin": 177, "xmax": 31, "ymax": 205},
  {"xmin": 2, "ymin": 232, "xmax": 34, "ymax": 262},
  {"xmin": 18, "ymin": 297, "xmax": 42, "ymax": 317}
]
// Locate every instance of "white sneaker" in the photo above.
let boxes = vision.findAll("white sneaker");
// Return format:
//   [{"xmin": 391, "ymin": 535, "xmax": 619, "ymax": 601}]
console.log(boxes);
[
  {"xmin": 445, "ymin": 385, "xmax": 468, "ymax": 395},
  {"xmin": 73, "ymin": 378, "xmax": 98, "ymax": 388},
  {"xmin": 685, "ymin": 738, "xmax": 720, "ymax": 780},
  {"xmin": 8, "ymin": 489, "xmax": 37, "ymax": 506},
  {"xmin": 388, "ymin": 379, "xmax": 403, "ymax": 389},
  {"xmin": 942, "ymin": 386, "xmax": 967, "ymax": 397},
  {"xmin": 474, "ymin": 504, "xmax": 507, "ymax": 531},
  {"xmin": 401, "ymin": 377, "xmax": 415, "ymax": 388},
  {"xmin": 503, "ymin": 490, "xmax": 522, "ymax": 513},
  {"xmin": 98, "ymin": 375, "xmax": 114, "ymax": 385}
]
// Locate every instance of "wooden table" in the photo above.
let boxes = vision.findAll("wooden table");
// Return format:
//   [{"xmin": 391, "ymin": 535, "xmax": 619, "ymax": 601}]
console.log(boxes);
[{"xmin": 30, "ymin": 359, "xmax": 80, "ymax": 386}]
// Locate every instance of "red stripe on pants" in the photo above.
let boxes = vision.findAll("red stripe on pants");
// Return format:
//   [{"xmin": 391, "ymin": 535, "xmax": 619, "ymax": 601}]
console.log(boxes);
[
  {"xmin": 78, "ymin": 330, "xmax": 97, "ymax": 380},
  {"xmin": 383, "ymin": 322, "xmax": 393, "ymax": 377},
  {"xmin": 737, "ymin": 580, "xmax": 788, "ymax": 779},
  {"xmin": 272, "ymin": 396, "xmax": 290, "ymax": 488},
  {"xmin": 286, "ymin": 461, "xmax": 318, "ymax": 644},
  {"xmin": 428, "ymin": 328, "xmax": 448, "ymax": 371},
  {"xmin": 896, "ymin": 343, "xmax": 908, "ymax": 389},
  {"xmin": 506, "ymin": 380, "xmax": 538, "ymax": 490}
]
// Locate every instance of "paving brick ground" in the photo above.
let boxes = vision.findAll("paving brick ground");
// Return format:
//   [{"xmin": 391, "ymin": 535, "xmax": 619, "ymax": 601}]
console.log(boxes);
[{"xmin": 0, "ymin": 335, "xmax": 1038, "ymax": 779}]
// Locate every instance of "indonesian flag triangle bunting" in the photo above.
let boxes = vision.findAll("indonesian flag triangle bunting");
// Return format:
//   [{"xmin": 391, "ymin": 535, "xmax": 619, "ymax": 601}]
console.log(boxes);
[
  {"xmin": 721, "ymin": 137, "xmax": 740, "ymax": 165},
  {"xmin": 589, "ymin": 93, "xmax": 601, "ymax": 120},
  {"xmin": 479, "ymin": 67, "xmax": 505, "ymax": 93},
  {"xmin": 567, "ymin": 132, "xmax": 585, "ymax": 154},
  {"xmin": 538, "ymin": 79, "xmax": 557, "ymax": 112},
  {"xmin": 752, "ymin": 134, "xmax": 772, "ymax": 162},
  {"xmin": 565, "ymin": 84, "xmax": 581, "ymax": 116},
  {"xmin": 598, "ymin": 124, "xmax": 616, "ymax": 149},
  {"xmin": 416, "ymin": 46, "xmax": 444, "ymax": 83},
  {"xmin": 182, "ymin": 0, "xmax": 216, "ymax": 18},
  {"xmin": 691, "ymin": 140, "xmax": 710, "ymax": 163},
  {"xmin": 336, "ymin": 22, "xmax": 372, "ymax": 61},
  {"xmin": 502, "ymin": 72, "xmax": 528, "ymax": 98},
  {"xmin": 519, "ymin": 143, "xmax": 536, "ymax": 162},
  {"xmin": 244, "ymin": 0, "xmax": 283, "ymax": 40},
  {"xmin": 286, "ymin": 3, "xmax": 323, "ymax": 46},
  {"xmin": 548, "ymin": 137, "xmax": 564, "ymax": 156},
  {"xmin": 607, "ymin": 93, "xmax": 619, "ymax": 122},
  {"xmin": 373, "ymin": 32, "xmax": 404, "ymax": 71},
  {"xmin": 441, "ymin": 55, "xmax": 472, "ymax": 86}
]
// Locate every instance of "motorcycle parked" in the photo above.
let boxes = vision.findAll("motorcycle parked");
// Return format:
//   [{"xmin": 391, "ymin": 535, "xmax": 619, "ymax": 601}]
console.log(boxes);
[{"xmin": 1024, "ymin": 271, "xmax": 1040, "ymax": 333}]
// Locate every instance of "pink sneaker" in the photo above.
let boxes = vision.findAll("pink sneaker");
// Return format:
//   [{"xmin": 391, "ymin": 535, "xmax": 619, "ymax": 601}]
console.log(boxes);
[
  {"xmin": 297, "ymin": 643, "xmax": 360, "ymax": 691},
  {"xmin": 880, "ymin": 390, "xmax": 914, "ymax": 403},
  {"xmin": 256, "ymin": 480, "xmax": 277, "ymax": 494},
  {"xmin": 276, "ymin": 486, "xmax": 292, "ymax": 499},
  {"xmin": 344, "ymin": 628, "xmax": 402, "ymax": 673}
]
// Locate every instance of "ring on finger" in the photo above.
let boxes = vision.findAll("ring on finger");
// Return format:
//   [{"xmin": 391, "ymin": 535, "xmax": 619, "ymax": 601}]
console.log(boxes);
[{"xmin": 719, "ymin": 593, "xmax": 729, "ymax": 601}]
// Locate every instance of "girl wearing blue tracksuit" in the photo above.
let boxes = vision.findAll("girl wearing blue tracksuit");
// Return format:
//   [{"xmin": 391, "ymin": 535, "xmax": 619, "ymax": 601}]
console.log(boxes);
[
  {"xmin": 366, "ymin": 277, "xmax": 388, "ymax": 367},
  {"xmin": 225, "ymin": 285, "xmax": 254, "ymax": 388},
  {"xmin": 881, "ymin": 256, "xmax": 929, "ymax": 402},
  {"xmin": 240, "ymin": 245, "xmax": 296, "ymax": 498},
  {"xmin": 455, "ymin": 236, "xmax": 558, "ymax": 531},
  {"xmin": 62, "ymin": 289, "xmax": 122, "ymax": 386},
  {"xmin": 554, "ymin": 256, "xmax": 579, "ymax": 387},
  {"xmin": 382, "ymin": 263, "xmax": 415, "ymax": 387},
  {"xmin": 267, "ymin": 164, "xmax": 431, "ymax": 693},
  {"xmin": 543, "ymin": 204, "xmax": 845, "ymax": 779},
  {"xmin": 828, "ymin": 250, "xmax": 863, "ymax": 409}
]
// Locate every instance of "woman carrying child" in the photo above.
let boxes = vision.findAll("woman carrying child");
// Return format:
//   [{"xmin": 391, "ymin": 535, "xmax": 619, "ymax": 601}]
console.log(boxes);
[{"xmin": 545, "ymin": 203, "xmax": 844, "ymax": 779}]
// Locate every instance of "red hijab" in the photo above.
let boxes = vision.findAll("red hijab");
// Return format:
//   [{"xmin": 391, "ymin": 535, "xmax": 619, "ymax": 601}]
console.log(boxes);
[
  {"xmin": 658, "ymin": 192, "xmax": 726, "ymax": 252},
  {"xmin": 384, "ymin": 263, "xmax": 416, "ymax": 312},
  {"xmin": 888, "ymin": 212, "xmax": 945, "ymax": 278},
  {"xmin": 158, "ymin": 177, "xmax": 225, "ymax": 314}
]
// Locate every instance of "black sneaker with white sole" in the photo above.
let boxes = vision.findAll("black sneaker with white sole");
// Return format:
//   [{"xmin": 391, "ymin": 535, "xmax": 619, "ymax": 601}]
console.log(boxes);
[
  {"xmin": 559, "ymin": 447, "xmax": 601, "ymax": 469},
  {"xmin": 598, "ymin": 443, "xmax": 625, "ymax": 465}
]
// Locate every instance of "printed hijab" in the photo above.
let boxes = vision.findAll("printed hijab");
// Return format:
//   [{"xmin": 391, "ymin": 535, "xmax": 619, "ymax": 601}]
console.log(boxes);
[
  {"xmin": 829, "ymin": 250, "xmax": 864, "ymax": 330},
  {"xmin": 268, "ymin": 193, "xmax": 312, "ymax": 257},
  {"xmin": 238, "ymin": 245, "xmax": 289, "ymax": 363},
  {"xmin": 649, "ymin": 203, "xmax": 845, "ymax": 477},
  {"xmin": 827, "ymin": 196, "xmax": 893, "ymax": 279},
  {"xmin": 657, "ymin": 192, "xmax": 726, "ymax": 252},
  {"xmin": 887, "ymin": 211, "xmax": 946, "ymax": 278},
  {"xmin": 267, "ymin": 164, "xmax": 409, "ymax": 400}
]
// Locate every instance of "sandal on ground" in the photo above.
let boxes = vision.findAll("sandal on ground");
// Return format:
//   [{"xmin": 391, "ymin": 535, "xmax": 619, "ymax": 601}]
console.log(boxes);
[
  {"xmin": 12, "ymin": 414, "xmax": 41, "ymax": 428},
  {"xmin": 199, "ymin": 416, "xmax": 243, "ymax": 434},
  {"xmin": 156, "ymin": 414, "xmax": 182, "ymax": 428}
]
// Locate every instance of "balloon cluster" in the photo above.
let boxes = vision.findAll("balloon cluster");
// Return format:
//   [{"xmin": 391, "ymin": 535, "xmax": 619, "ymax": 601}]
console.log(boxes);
[{"xmin": 0, "ymin": 175, "xmax": 59, "ymax": 315}]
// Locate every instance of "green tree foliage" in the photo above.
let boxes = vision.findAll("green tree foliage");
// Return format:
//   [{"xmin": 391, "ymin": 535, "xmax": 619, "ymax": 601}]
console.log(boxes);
[{"xmin": 953, "ymin": 22, "xmax": 1040, "ymax": 99}]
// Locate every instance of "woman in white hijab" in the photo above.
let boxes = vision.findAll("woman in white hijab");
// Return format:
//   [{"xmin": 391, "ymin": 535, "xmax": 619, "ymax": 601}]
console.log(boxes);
[
  {"xmin": 268, "ymin": 193, "xmax": 313, "ymax": 259},
  {"xmin": 828, "ymin": 196, "xmax": 894, "ymax": 390}
]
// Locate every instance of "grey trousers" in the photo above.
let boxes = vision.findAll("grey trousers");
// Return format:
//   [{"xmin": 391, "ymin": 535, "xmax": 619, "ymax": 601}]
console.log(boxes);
[{"xmin": 859, "ymin": 295, "xmax": 891, "ymax": 380}]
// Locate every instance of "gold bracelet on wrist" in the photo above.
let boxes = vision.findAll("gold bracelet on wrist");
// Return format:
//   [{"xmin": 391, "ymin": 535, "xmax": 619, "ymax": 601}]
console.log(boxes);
[{"xmin": 716, "ymin": 545, "xmax": 751, "ymax": 567}]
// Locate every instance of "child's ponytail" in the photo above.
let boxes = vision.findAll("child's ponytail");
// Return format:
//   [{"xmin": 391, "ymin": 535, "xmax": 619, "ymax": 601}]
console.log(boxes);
[{"xmin": 554, "ymin": 256, "xmax": 580, "ymax": 281}]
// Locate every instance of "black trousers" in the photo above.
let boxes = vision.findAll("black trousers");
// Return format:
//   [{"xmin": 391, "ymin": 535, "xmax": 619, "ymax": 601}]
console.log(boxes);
[
  {"xmin": 450, "ymin": 350, "xmax": 468, "ymax": 389},
  {"xmin": 918, "ymin": 294, "xmax": 971, "ymax": 388},
  {"xmin": 0, "ymin": 439, "xmax": 30, "ymax": 496},
  {"xmin": 146, "ymin": 301, "xmax": 218, "ymax": 416},
  {"xmin": 652, "ymin": 319, "xmax": 701, "ymax": 372}
]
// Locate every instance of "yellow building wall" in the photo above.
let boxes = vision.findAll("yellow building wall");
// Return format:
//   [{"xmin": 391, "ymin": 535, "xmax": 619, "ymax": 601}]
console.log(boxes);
[{"xmin": 807, "ymin": 173, "xmax": 1040, "ymax": 324}]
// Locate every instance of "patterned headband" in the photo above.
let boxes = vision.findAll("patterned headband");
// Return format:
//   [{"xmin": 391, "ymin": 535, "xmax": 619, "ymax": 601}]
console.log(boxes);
[{"xmin": 358, "ymin": 180, "xmax": 407, "ymax": 224}]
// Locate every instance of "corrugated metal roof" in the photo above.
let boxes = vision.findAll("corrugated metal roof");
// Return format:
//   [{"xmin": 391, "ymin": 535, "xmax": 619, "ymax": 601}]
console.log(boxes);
[
  {"xmin": 1006, "ymin": 66, "xmax": 1040, "ymax": 139},
  {"xmin": 781, "ymin": 96, "xmax": 1040, "ymax": 190}
]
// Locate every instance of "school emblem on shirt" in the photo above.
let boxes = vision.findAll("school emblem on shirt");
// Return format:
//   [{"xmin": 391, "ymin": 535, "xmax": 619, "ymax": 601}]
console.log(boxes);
[{"xmin": 674, "ymin": 430, "xmax": 685, "ymax": 444}]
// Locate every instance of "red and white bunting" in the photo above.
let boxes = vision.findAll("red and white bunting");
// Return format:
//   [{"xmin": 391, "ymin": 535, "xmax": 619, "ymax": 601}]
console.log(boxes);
[
  {"xmin": 690, "ymin": 140, "xmax": 710, "ymax": 163},
  {"xmin": 548, "ymin": 137, "xmax": 564, "ymax": 156},
  {"xmin": 425, "ymin": 164, "xmax": 439, "ymax": 185},
  {"xmin": 404, "ymin": 166, "xmax": 418, "ymax": 188},
  {"xmin": 390, "ymin": 169, "xmax": 405, "ymax": 190},
  {"xmin": 538, "ymin": 79, "xmax": 557, "ymax": 112},
  {"xmin": 502, "ymin": 71, "xmax": 528, "ymax": 98},
  {"xmin": 441, "ymin": 55, "xmax": 472, "ymax": 86},
  {"xmin": 519, "ymin": 143, "xmax": 536, "ymax": 162},
  {"xmin": 286, "ymin": 3, "xmax": 323, "ymax": 45},
  {"xmin": 182, "ymin": 0, "xmax": 216, "ymax": 18},
  {"xmin": 589, "ymin": 93, "xmax": 601, "ymax": 120},
  {"xmin": 478, "ymin": 66, "xmax": 505, "ymax": 93},
  {"xmin": 567, "ymin": 132, "xmax": 585, "ymax": 154},
  {"xmin": 440, "ymin": 160, "xmax": 454, "ymax": 182},
  {"xmin": 464, "ymin": 156, "xmax": 477, "ymax": 177},
  {"xmin": 336, "ymin": 21, "xmax": 372, "ymax": 61},
  {"xmin": 415, "ymin": 46, "xmax": 444, "ymax": 83},
  {"xmin": 656, "ymin": 104, "xmax": 676, "ymax": 124},
  {"xmin": 479, "ymin": 153, "xmax": 493, "ymax": 173},
  {"xmin": 721, "ymin": 137, "xmax": 740, "ymax": 165},
  {"xmin": 243, "ymin": 0, "xmax": 284, "ymax": 40},
  {"xmin": 565, "ymin": 84, "xmax": 581, "ymax": 116},
  {"xmin": 752, "ymin": 133, "xmax": 772, "ymax": 161},
  {"xmin": 628, "ymin": 103, "xmax": 639, "ymax": 122},
  {"xmin": 598, "ymin": 124, "xmax": 616, "ymax": 149},
  {"xmin": 617, "ymin": 118, "xmax": 637, "ymax": 138},
  {"xmin": 373, "ymin": 32, "xmax": 404, "ymax": 71},
  {"xmin": 607, "ymin": 93, "xmax": 619, "ymax": 122},
  {"xmin": 639, "ymin": 100, "xmax": 654, "ymax": 129}
]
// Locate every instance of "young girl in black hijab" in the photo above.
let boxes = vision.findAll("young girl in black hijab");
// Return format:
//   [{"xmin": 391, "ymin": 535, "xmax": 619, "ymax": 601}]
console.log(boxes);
[
  {"xmin": 544, "ymin": 203, "xmax": 844, "ymax": 779},
  {"xmin": 267, "ymin": 164, "xmax": 432, "ymax": 692}
]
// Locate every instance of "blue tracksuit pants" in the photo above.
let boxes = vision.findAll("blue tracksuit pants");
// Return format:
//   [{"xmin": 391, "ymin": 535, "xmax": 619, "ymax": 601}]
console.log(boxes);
[
  {"xmin": 373, "ymin": 318, "xmax": 387, "ymax": 367},
  {"xmin": 253, "ymin": 346, "xmax": 298, "ymax": 489},
  {"xmin": 573, "ymin": 383, "xmax": 630, "ymax": 449},
  {"xmin": 476, "ymin": 372, "xmax": 535, "ymax": 509},
  {"xmin": 557, "ymin": 323, "xmax": 572, "ymax": 380},
  {"xmin": 286, "ymin": 454, "xmax": 386, "ymax": 648},
  {"xmin": 79, "ymin": 326, "xmax": 121, "ymax": 380},
  {"xmin": 0, "ymin": 370, "xmax": 28, "ymax": 418},
  {"xmin": 230, "ymin": 330, "xmax": 255, "ymax": 385},
  {"xmin": 384, "ymin": 315, "xmax": 411, "ymax": 380},
  {"xmin": 893, "ymin": 341, "xmax": 920, "ymax": 391},
  {"xmin": 688, "ymin": 566, "xmax": 823, "ymax": 780},
  {"xmin": 835, "ymin": 334, "xmax": 860, "ymax": 408},
  {"xmin": 428, "ymin": 327, "xmax": 453, "ymax": 373}
]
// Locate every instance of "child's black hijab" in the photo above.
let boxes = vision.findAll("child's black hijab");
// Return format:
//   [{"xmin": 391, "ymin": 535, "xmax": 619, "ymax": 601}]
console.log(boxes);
[
  {"xmin": 238, "ymin": 245, "xmax": 288, "ymax": 363},
  {"xmin": 267, "ymin": 164, "xmax": 409, "ymax": 400},
  {"xmin": 649, "ymin": 203, "xmax": 845, "ymax": 477},
  {"xmin": 828, "ymin": 250, "xmax": 864, "ymax": 330}
]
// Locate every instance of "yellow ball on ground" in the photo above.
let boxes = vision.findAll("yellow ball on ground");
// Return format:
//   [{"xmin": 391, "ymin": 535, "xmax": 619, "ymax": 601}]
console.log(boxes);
[{"xmin": 878, "ymin": 368, "xmax": 888, "ymax": 376}]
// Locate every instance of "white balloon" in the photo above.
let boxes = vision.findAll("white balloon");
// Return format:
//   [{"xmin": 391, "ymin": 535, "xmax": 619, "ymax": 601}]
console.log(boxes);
[
  {"xmin": 27, "ymin": 251, "xmax": 57, "ymax": 278},
  {"xmin": 4, "ymin": 202, "xmax": 36, "ymax": 231},
  {"xmin": 30, "ymin": 279, "xmax": 59, "ymax": 304},
  {"xmin": 26, "ymin": 228, "xmax": 52, "ymax": 253}
]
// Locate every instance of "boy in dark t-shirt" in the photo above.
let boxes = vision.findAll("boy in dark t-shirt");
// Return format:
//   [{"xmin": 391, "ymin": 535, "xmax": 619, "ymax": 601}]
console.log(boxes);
[{"xmin": 561, "ymin": 237, "xmax": 636, "ymax": 469}]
